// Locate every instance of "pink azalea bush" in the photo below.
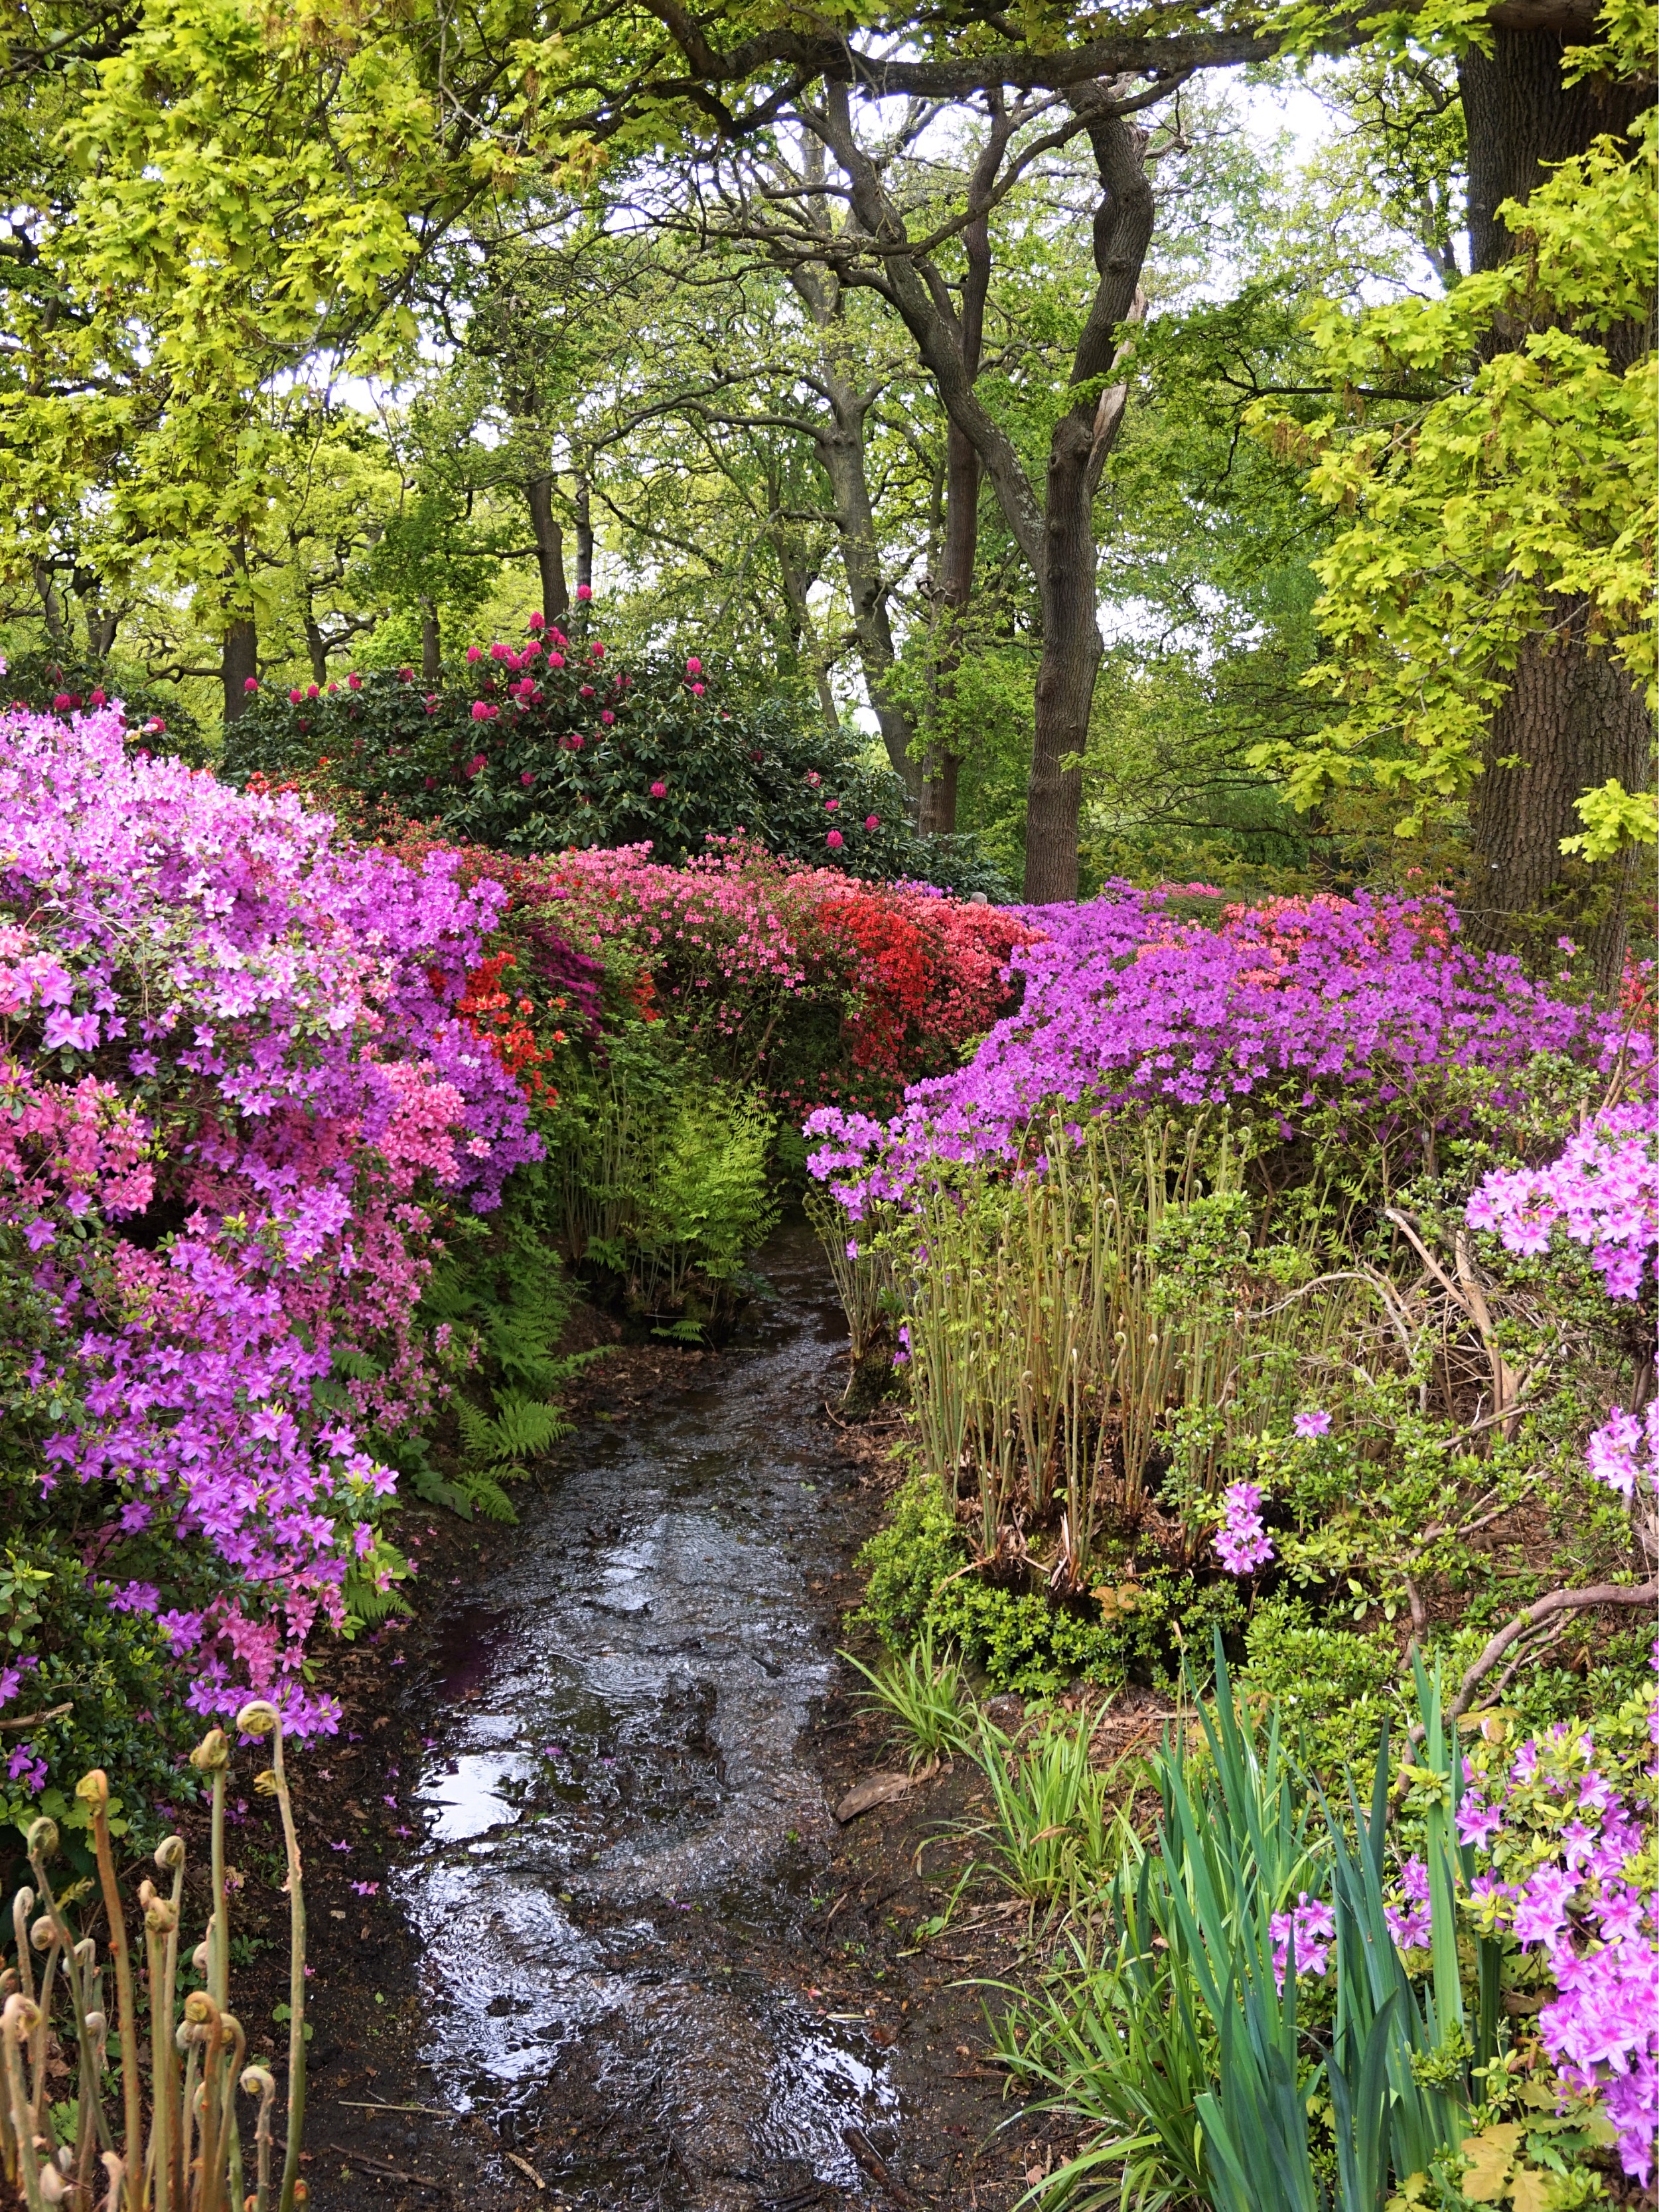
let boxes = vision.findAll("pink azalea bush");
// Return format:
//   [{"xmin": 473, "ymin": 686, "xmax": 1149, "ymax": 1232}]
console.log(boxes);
[
  {"xmin": 1459, "ymin": 1691, "xmax": 1658, "ymax": 2185},
  {"xmin": 1467, "ymin": 1100, "xmax": 1658, "ymax": 1301},
  {"xmin": 0, "ymin": 707, "xmax": 540, "ymax": 1739}
]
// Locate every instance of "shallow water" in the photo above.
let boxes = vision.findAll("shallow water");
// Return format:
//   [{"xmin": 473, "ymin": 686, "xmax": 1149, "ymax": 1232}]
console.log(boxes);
[{"xmin": 395, "ymin": 1224, "xmax": 900, "ymax": 2206}]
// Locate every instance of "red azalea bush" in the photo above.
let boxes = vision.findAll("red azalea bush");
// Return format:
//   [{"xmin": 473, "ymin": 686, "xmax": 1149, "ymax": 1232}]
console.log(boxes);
[{"xmin": 512, "ymin": 838, "xmax": 1040, "ymax": 1116}]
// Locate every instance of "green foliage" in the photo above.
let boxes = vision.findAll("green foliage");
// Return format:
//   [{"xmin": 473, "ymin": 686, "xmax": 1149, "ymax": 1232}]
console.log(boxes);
[
  {"xmin": 1, "ymin": 650, "xmax": 206, "ymax": 762},
  {"xmin": 549, "ymin": 1031, "xmax": 782, "ymax": 1332},
  {"xmin": 1250, "ymin": 101, "xmax": 1656, "ymax": 832},
  {"xmin": 1014, "ymin": 1645, "xmax": 1480, "ymax": 2211},
  {"xmin": 415, "ymin": 1165, "xmax": 603, "ymax": 1520},
  {"xmin": 839, "ymin": 1623, "xmax": 974, "ymax": 1769},
  {"xmin": 850, "ymin": 1475, "xmax": 968, "ymax": 1654},
  {"xmin": 970, "ymin": 1704, "xmax": 1118, "ymax": 1902}
]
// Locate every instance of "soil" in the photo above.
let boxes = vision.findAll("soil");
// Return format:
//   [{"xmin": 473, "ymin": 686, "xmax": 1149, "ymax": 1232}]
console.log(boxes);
[{"xmin": 206, "ymin": 1226, "xmax": 1071, "ymax": 2210}]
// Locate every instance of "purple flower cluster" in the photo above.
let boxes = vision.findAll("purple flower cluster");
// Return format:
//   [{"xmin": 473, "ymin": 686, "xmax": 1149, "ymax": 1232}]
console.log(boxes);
[
  {"xmin": 1466, "ymin": 1101, "xmax": 1658, "ymax": 1300},
  {"xmin": 1382, "ymin": 1855, "xmax": 1433, "ymax": 1949},
  {"xmin": 1214, "ymin": 1481, "xmax": 1274, "ymax": 1576},
  {"xmin": 1269, "ymin": 1891, "xmax": 1335, "ymax": 1987},
  {"xmin": 806, "ymin": 889, "xmax": 1637, "ymax": 1215},
  {"xmin": 0, "ymin": 707, "xmax": 542, "ymax": 1733},
  {"xmin": 1459, "ymin": 1703, "xmax": 1658, "ymax": 2183}
]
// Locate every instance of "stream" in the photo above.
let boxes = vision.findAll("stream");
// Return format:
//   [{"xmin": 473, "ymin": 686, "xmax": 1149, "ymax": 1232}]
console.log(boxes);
[{"xmin": 393, "ymin": 1223, "xmax": 908, "ymax": 2209}]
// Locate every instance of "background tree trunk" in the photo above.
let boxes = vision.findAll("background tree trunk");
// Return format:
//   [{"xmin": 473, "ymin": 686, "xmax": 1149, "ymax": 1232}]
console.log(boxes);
[
  {"xmin": 575, "ymin": 477, "xmax": 594, "ymax": 598},
  {"xmin": 1466, "ymin": 596, "xmax": 1652, "ymax": 986},
  {"xmin": 1458, "ymin": 29, "xmax": 1653, "ymax": 974},
  {"xmin": 919, "ymin": 192, "xmax": 992, "ymax": 838},
  {"xmin": 221, "ymin": 615, "xmax": 257, "ymax": 723},
  {"xmin": 1023, "ymin": 111, "xmax": 1153, "ymax": 905},
  {"xmin": 421, "ymin": 598, "xmax": 441, "ymax": 684},
  {"xmin": 526, "ymin": 472, "xmax": 570, "ymax": 625}
]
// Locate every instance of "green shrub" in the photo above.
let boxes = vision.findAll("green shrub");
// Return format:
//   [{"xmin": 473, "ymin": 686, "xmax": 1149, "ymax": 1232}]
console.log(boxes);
[
  {"xmin": 850, "ymin": 1475, "xmax": 968, "ymax": 1652},
  {"xmin": 4, "ymin": 648, "xmax": 207, "ymax": 761}
]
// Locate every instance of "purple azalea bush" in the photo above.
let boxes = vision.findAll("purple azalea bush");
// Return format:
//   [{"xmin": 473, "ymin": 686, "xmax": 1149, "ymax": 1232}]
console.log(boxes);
[
  {"xmin": 0, "ymin": 707, "xmax": 541, "ymax": 1740},
  {"xmin": 807, "ymin": 888, "xmax": 1638, "ymax": 1215}
]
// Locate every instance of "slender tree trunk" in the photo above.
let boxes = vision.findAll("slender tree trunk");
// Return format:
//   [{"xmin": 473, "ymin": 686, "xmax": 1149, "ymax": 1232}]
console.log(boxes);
[
  {"xmin": 420, "ymin": 598, "xmax": 441, "ymax": 684},
  {"xmin": 1458, "ymin": 29, "xmax": 1652, "ymax": 972},
  {"xmin": 814, "ymin": 415, "xmax": 920, "ymax": 794},
  {"xmin": 222, "ymin": 617, "xmax": 257, "ymax": 724},
  {"xmin": 33, "ymin": 559, "xmax": 66, "ymax": 644},
  {"xmin": 526, "ymin": 473, "xmax": 569, "ymax": 625},
  {"xmin": 1023, "ymin": 115, "xmax": 1153, "ymax": 903},
  {"xmin": 920, "ymin": 199, "xmax": 991, "ymax": 839},
  {"xmin": 74, "ymin": 567, "xmax": 117, "ymax": 657},
  {"xmin": 303, "ymin": 608, "xmax": 329, "ymax": 688},
  {"xmin": 575, "ymin": 477, "xmax": 594, "ymax": 597}
]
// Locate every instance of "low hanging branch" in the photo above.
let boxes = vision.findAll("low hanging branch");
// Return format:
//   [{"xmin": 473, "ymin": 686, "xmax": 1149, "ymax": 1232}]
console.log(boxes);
[{"xmin": 1448, "ymin": 1576, "xmax": 1659, "ymax": 1722}]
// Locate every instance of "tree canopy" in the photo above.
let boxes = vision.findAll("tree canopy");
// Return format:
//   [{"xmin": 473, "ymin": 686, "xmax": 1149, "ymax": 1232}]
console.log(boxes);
[{"xmin": 0, "ymin": 0, "xmax": 1650, "ymax": 956}]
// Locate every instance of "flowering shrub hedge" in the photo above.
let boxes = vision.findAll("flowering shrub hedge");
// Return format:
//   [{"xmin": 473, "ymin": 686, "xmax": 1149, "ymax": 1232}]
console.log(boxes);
[
  {"xmin": 522, "ymin": 837, "xmax": 1040, "ymax": 1118},
  {"xmin": 222, "ymin": 619, "xmax": 1004, "ymax": 895},
  {"xmin": 808, "ymin": 888, "xmax": 1643, "ymax": 1214},
  {"xmin": 0, "ymin": 705, "xmax": 542, "ymax": 1782}
]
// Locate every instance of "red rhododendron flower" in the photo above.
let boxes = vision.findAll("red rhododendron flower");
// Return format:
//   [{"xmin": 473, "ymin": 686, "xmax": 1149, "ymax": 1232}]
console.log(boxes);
[
  {"xmin": 650, "ymin": 780, "xmax": 668, "ymax": 797},
  {"xmin": 826, "ymin": 829, "xmax": 843, "ymax": 848}
]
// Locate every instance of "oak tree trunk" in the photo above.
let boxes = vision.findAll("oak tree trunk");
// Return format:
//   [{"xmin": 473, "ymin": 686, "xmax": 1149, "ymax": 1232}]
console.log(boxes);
[
  {"xmin": 421, "ymin": 599, "xmax": 441, "ymax": 684},
  {"xmin": 1023, "ymin": 114, "xmax": 1153, "ymax": 904},
  {"xmin": 221, "ymin": 615, "xmax": 257, "ymax": 725},
  {"xmin": 1466, "ymin": 596, "xmax": 1652, "ymax": 986},
  {"xmin": 1459, "ymin": 27, "xmax": 1653, "ymax": 976},
  {"xmin": 526, "ymin": 473, "xmax": 570, "ymax": 627}
]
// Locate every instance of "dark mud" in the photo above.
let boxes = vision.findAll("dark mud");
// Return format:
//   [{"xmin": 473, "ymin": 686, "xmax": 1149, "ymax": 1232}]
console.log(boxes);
[{"xmin": 236, "ymin": 1225, "xmax": 1060, "ymax": 2210}]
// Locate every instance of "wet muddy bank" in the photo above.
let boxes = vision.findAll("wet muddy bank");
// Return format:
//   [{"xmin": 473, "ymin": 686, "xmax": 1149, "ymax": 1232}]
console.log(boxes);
[{"xmin": 223, "ymin": 1224, "xmax": 1062, "ymax": 2209}]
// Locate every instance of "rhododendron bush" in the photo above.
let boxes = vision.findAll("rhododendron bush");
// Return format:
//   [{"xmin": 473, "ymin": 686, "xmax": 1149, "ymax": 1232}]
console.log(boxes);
[
  {"xmin": 223, "ymin": 618, "xmax": 1003, "ymax": 896},
  {"xmin": 0, "ymin": 705, "xmax": 541, "ymax": 1775}
]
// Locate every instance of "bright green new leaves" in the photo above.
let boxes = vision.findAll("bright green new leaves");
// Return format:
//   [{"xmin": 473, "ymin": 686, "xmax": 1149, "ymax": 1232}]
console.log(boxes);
[
  {"xmin": 1249, "ymin": 100, "xmax": 1656, "ymax": 832},
  {"xmin": 0, "ymin": 0, "xmax": 472, "ymax": 617},
  {"xmin": 1559, "ymin": 777, "xmax": 1659, "ymax": 861}
]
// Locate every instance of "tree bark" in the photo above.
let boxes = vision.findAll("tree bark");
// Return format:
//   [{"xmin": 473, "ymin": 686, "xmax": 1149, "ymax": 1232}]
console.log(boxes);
[
  {"xmin": 33, "ymin": 559, "xmax": 66, "ymax": 644},
  {"xmin": 1458, "ymin": 31, "xmax": 1654, "ymax": 975},
  {"xmin": 1466, "ymin": 595, "xmax": 1652, "ymax": 986},
  {"xmin": 526, "ymin": 472, "xmax": 570, "ymax": 626},
  {"xmin": 303, "ymin": 606, "xmax": 329, "ymax": 688},
  {"xmin": 421, "ymin": 599, "xmax": 441, "ymax": 685},
  {"xmin": 1023, "ymin": 111, "xmax": 1153, "ymax": 904},
  {"xmin": 73, "ymin": 567, "xmax": 117, "ymax": 658},
  {"xmin": 782, "ymin": 248, "xmax": 922, "ymax": 800},
  {"xmin": 920, "ymin": 147, "xmax": 996, "ymax": 838},
  {"xmin": 575, "ymin": 477, "xmax": 594, "ymax": 597},
  {"xmin": 221, "ymin": 615, "xmax": 257, "ymax": 724}
]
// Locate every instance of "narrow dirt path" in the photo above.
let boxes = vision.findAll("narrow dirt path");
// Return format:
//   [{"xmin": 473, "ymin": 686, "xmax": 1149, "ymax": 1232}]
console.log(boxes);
[{"xmin": 265, "ymin": 1224, "xmax": 1052, "ymax": 2211}]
